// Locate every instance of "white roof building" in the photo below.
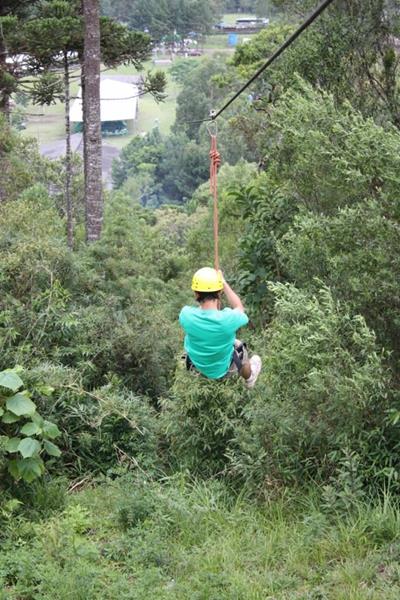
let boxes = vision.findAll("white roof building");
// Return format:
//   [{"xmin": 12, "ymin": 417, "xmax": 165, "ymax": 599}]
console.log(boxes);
[{"xmin": 70, "ymin": 78, "xmax": 139, "ymax": 123}]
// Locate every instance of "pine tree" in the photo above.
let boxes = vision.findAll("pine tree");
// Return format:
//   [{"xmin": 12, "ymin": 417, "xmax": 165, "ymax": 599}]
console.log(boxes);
[
  {"xmin": 0, "ymin": 1, "xmax": 37, "ymax": 119},
  {"xmin": 1, "ymin": 0, "xmax": 166, "ymax": 245}
]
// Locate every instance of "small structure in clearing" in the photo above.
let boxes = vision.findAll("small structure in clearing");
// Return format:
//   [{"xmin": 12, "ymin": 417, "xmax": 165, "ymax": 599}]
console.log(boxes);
[{"xmin": 70, "ymin": 77, "xmax": 139, "ymax": 136}]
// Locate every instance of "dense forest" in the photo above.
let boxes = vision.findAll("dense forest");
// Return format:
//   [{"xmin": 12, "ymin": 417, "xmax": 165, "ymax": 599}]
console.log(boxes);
[{"xmin": 2, "ymin": 0, "xmax": 400, "ymax": 597}]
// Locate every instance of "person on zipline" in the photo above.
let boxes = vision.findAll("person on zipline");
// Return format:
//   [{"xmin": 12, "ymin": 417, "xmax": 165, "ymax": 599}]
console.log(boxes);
[{"xmin": 179, "ymin": 267, "xmax": 262, "ymax": 388}]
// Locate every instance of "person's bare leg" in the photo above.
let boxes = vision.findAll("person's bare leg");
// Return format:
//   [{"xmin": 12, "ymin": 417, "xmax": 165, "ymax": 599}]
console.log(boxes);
[
  {"xmin": 242, "ymin": 355, "xmax": 262, "ymax": 388},
  {"xmin": 240, "ymin": 361, "xmax": 251, "ymax": 380}
]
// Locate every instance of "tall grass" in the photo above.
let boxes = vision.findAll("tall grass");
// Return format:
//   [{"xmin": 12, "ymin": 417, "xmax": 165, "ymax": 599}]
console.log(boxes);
[{"xmin": 1, "ymin": 477, "xmax": 400, "ymax": 599}]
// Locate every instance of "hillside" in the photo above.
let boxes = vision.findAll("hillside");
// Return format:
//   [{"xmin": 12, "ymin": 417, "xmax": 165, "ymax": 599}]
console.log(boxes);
[{"xmin": 1, "ymin": 1, "xmax": 400, "ymax": 598}]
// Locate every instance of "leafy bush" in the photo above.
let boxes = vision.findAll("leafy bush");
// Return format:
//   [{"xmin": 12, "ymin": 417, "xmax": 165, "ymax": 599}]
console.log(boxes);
[
  {"xmin": 24, "ymin": 364, "xmax": 162, "ymax": 477},
  {"xmin": 278, "ymin": 201, "xmax": 400, "ymax": 361},
  {"xmin": 0, "ymin": 368, "xmax": 61, "ymax": 484},
  {"xmin": 229, "ymin": 284, "xmax": 394, "ymax": 492},
  {"xmin": 186, "ymin": 161, "xmax": 258, "ymax": 278},
  {"xmin": 231, "ymin": 172, "xmax": 298, "ymax": 318},
  {"xmin": 0, "ymin": 185, "xmax": 79, "ymax": 369},
  {"xmin": 264, "ymin": 81, "xmax": 400, "ymax": 216},
  {"xmin": 0, "ymin": 189, "xmax": 181, "ymax": 398},
  {"xmin": 112, "ymin": 127, "xmax": 164, "ymax": 192},
  {"xmin": 161, "ymin": 364, "xmax": 249, "ymax": 477}
]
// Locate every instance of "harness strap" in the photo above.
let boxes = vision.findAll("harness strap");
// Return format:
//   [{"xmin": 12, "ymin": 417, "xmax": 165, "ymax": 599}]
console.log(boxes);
[
  {"xmin": 232, "ymin": 348, "xmax": 243, "ymax": 372},
  {"xmin": 185, "ymin": 345, "xmax": 243, "ymax": 375}
]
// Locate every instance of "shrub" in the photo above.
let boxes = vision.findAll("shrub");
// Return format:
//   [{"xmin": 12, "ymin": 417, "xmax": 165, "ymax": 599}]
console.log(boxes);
[
  {"xmin": 278, "ymin": 201, "xmax": 400, "ymax": 362},
  {"xmin": 24, "ymin": 364, "xmax": 162, "ymax": 477},
  {"xmin": 229, "ymin": 284, "xmax": 394, "ymax": 492},
  {"xmin": 0, "ymin": 185, "xmax": 79, "ymax": 369},
  {"xmin": 263, "ymin": 80, "xmax": 400, "ymax": 216},
  {"xmin": 0, "ymin": 368, "xmax": 61, "ymax": 485},
  {"xmin": 161, "ymin": 364, "xmax": 249, "ymax": 477}
]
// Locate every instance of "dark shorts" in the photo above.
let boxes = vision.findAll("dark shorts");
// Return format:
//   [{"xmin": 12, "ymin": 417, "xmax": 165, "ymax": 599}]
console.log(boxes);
[{"xmin": 185, "ymin": 339, "xmax": 248, "ymax": 379}]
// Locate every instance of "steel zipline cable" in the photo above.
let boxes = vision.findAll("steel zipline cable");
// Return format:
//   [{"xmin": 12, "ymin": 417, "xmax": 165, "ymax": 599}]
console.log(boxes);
[
  {"xmin": 187, "ymin": 0, "xmax": 336, "ymax": 125},
  {"xmin": 203, "ymin": 0, "xmax": 336, "ymax": 271}
]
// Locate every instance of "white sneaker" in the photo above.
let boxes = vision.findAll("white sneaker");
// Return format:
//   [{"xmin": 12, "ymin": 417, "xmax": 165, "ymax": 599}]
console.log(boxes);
[{"xmin": 245, "ymin": 355, "xmax": 262, "ymax": 389}]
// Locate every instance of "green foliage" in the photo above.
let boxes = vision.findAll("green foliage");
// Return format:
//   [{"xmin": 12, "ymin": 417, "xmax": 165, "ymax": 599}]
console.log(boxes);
[
  {"xmin": 169, "ymin": 58, "xmax": 199, "ymax": 86},
  {"xmin": 231, "ymin": 172, "xmax": 298, "ymax": 318},
  {"xmin": 63, "ymin": 384, "xmax": 161, "ymax": 476},
  {"xmin": 99, "ymin": 18, "xmax": 152, "ymax": 68},
  {"xmin": 238, "ymin": 1, "xmax": 400, "ymax": 125},
  {"xmin": 0, "ymin": 368, "xmax": 61, "ymax": 483},
  {"xmin": 161, "ymin": 365, "xmax": 249, "ymax": 476},
  {"xmin": 321, "ymin": 450, "xmax": 366, "ymax": 516},
  {"xmin": 233, "ymin": 21, "xmax": 294, "ymax": 73},
  {"xmin": 0, "ymin": 185, "xmax": 76, "ymax": 367},
  {"xmin": 278, "ymin": 201, "xmax": 400, "ymax": 360},
  {"xmin": 229, "ymin": 284, "xmax": 394, "ymax": 490},
  {"xmin": 113, "ymin": 129, "xmax": 210, "ymax": 205},
  {"xmin": 0, "ymin": 117, "xmax": 57, "ymax": 203},
  {"xmin": 112, "ymin": 127, "xmax": 165, "ymax": 194},
  {"xmin": 264, "ymin": 81, "xmax": 400, "ymax": 215},
  {"xmin": 2, "ymin": 476, "xmax": 400, "ymax": 598},
  {"xmin": 101, "ymin": 0, "xmax": 221, "ymax": 39},
  {"xmin": 235, "ymin": 81, "xmax": 400, "ymax": 321},
  {"xmin": 157, "ymin": 132, "xmax": 210, "ymax": 203},
  {"xmin": 174, "ymin": 56, "xmax": 230, "ymax": 141},
  {"xmin": 0, "ymin": 187, "xmax": 181, "ymax": 398},
  {"xmin": 16, "ymin": 364, "xmax": 162, "ymax": 478},
  {"xmin": 12, "ymin": 476, "xmax": 68, "ymax": 519},
  {"xmin": 30, "ymin": 72, "xmax": 64, "ymax": 105},
  {"xmin": 185, "ymin": 160, "xmax": 258, "ymax": 276}
]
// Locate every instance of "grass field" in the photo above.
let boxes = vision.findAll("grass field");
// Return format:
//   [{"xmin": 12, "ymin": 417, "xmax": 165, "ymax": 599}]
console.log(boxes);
[{"xmin": 3, "ymin": 476, "xmax": 400, "ymax": 598}]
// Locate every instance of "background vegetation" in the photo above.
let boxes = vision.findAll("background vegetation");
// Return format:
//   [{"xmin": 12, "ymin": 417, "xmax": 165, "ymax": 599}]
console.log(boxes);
[{"xmin": 2, "ymin": 0, "xmax": 400, "ymax": 597}]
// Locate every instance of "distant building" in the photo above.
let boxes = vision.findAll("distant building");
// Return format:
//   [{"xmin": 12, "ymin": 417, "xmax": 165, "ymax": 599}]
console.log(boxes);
[
  {"xmin": 69, "ymin": 77, "xmax": 139, "ymax": 134},
  {"xmin": 235, "ymin": 17, "xmax": 269, "ymax": 28}
]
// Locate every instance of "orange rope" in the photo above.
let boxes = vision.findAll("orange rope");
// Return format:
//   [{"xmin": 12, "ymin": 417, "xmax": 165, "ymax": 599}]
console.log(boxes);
[{"xmin": 209, "ymin": 134, "xmax": 221, "ymax": 272}]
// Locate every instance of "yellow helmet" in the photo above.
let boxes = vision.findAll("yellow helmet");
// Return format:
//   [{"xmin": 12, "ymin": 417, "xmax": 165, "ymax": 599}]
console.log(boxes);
[{"xmin": 191, "ymin": 267, "xmax": 223, "ymax": 292}]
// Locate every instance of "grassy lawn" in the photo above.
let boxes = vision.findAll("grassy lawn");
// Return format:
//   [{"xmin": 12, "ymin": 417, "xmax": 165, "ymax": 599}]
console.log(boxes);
[
  {"xmin": 202, "ymin": 32, "xmax": 257, "ymax": 50},
  {"xmin": 3, "ymin": 477, "xmax": 400, "ymax": 599}
]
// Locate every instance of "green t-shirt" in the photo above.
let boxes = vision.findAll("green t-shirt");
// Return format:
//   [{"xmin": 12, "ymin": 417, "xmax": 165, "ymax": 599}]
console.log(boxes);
[{"xmin": 179, "ymin": 306, "xmax": 249, "ymax": 379}]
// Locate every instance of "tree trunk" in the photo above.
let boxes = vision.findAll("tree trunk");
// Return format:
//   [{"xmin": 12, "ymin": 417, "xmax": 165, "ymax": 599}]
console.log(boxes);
[
  {"xmin": 0, "ymin": 36, "xmax": 11, "ymax": 123},
  {"xmin": 82, "ymin": 0, "xmax": 103, "ymax": 243},
  {"xmin": 63, "ymin": 52, "xmax": 74, "ymax": 250}
]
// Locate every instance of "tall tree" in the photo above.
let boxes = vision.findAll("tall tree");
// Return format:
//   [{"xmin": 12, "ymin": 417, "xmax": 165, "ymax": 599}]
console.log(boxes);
[
  {"xmin": 0, "ymin": 1, "xmax": 39, "ymax": 119},
  {"xmin": 2, "ymin": 0, "xmax": 166, "ymax": 245},
  {"xmin": 82, "ymin": 0, "xmax": 102, "ymax": 242},
  {"xmin": 265, "ymin": 0, "xmax": 400, "ymax": 125},
  {"xmin": 23, "ymin": 1, "xmax": 83, "ymax": 249}
]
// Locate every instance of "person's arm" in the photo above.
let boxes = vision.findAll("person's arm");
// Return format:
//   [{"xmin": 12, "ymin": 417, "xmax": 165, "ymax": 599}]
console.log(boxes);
[{"xmin": 222, "ymin": 275, "xmax": 245, "ymax": 312}]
